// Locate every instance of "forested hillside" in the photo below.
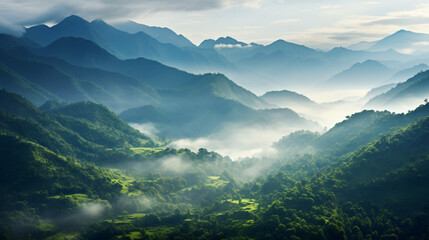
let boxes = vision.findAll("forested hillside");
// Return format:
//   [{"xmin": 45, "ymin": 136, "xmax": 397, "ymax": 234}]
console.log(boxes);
[{"xmin": 1, "ymin": 89, "xmax": 429, "ymax": 239}]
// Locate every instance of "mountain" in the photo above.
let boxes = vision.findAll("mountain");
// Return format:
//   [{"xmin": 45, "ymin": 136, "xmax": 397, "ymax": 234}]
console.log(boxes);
[
  {"xmin": 23, "ymin": 15, "xmax": 232, "ymax": 73},
  {"xmin": 359, "ymin": 83, "xmax": 396, "ymax": 103},
  {"xmin": 348, "ymin": 30, "xmax": 429, "ymax": 53},
  {"xmin": 260, "ymin": 90, "xmax": 315, "ymax": 108},
  {"xmin": 390, "ymin": 63, "xmax": 429, "ymax": 82},
  {"xmin": 369, "ymin": 30, "xmax": 429, "ymax": 53},
  {"xmin": 120, "ymin": 88, "xmax": 316, "ymax": 138},
  {"xmin": 0, "ymin": 133, "xmax": 124, "ymax": 239},
  {"xmin": 113, "ymin": 20, "xmax": 195, "ymax": 48},
  {"xmin": 366, "ymin": 70, "xmax": 429, "ymax": 111},
  {"xmin": 0, "ymin": 89, "xmax": 156, "ymax": 162},
  {"xmin": 35, "ymin": 36, "xmax": 269, "ymax": 109},
  {"xmin": 1, "ymin": 34, "xmax": 312, "ymax": 139},
  {"xmin": 347, "ymin": 40, "xmax": 376, "ymax": 51},
  {"xmin": 264, "ymin": 113, "xmax": 429, "ymax": 240},
  {"xmin": 276, "ymin": 102, "xmax": 429, "ymax": 156},
  {"xmin": 325, "ymin": 60, "xmax": 393, "ymax": 89},
  {"xmin": 199, "ymin": 36, "xmax": 249, "ymax": 48},
  {"xmin": 0, "ymin": 44, "xmax": 160, "ymax": 112}
]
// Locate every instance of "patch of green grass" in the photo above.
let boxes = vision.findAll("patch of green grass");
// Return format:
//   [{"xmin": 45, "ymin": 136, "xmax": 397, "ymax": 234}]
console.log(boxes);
[
  {"xmin": 224, "ymin": 199, "xmax": 259, "ymax": 212},
  {"xmin": 126, "ymin": 231, "xmax": 142, "ymax": 240},
  {"xmin": 205, "ymin": 176, "xmax": 229, "ymax": 188}
]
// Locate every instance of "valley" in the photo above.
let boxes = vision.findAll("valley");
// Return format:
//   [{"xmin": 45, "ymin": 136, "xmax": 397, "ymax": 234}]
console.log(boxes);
[{"xmin": 0, "ymin": 12, "xmax": 429, "ymax": 240}]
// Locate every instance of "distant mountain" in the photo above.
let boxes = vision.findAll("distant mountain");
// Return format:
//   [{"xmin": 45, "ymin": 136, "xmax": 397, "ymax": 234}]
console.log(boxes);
[
  {"xmin": 120, "ymin": 98, "xmax": 318, "ymax": 138},
  {"xmin": 113, "ymin": 20, "xmax": 195, "ymax": 48},
  {"xmin": 0, "ymin": 34, "xmax": 303, "ymax": 139},
  {"xmin": 325, "ymin": 60, "xmax": 393, "ymax": 89},
  {"xmin": 260, "ymin": 90, "xmax": 315, "ymax": 108},
  {"xmin": 23, "ymin": 15, "xmax": 232, "ymax": 73},
  {"xmin": 0, "ymin": 41, "xmax": 160, "ymax": 111},
  {"xmin": 359, "ymin": 83, "xmax": 397, "ymax": 103},
  {"xmin": 369, "ymin": 30, "xmax": 429, "ymax": 53},
  {"xmin": 348, "ymin": 30, "xmax": 429, "ymax": 53},
  {"xmin": 347, "ymin": 40, "xmax": 376, "ymax": 51},
  {"xmin": 199, "ymin": 36, "xmax": 249, "ymax": 48},
  {"xmin": 35, "ymin": 36, "xmax": 268, "ymax": 109},
  {"xmin": 366, "ymin": 70, "xmax": 429, "ymax": 111},
  {"xmin": 390, "ymin": 63, "xmax": 429, "ymax": 82}
]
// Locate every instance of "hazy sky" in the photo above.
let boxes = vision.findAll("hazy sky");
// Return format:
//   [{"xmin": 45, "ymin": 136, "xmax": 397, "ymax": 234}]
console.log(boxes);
[{"xmin": 1, "ymin": 0, "xmax": 429, "ymax": 48}]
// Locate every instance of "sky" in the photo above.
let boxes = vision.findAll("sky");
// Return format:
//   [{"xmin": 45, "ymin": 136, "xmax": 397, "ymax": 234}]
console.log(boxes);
[{"xmin": 1, "ymin": 0, "xmax": 429, "ymax": 48}]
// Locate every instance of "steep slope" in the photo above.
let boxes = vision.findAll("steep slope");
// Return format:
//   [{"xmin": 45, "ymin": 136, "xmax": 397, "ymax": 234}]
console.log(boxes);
[
  {"xmin": 366, "ymin": 70, "xmax": 429, "ymax": 111},
  {"xmin": 262, "ymin": 115, "xmax": 429, "ymax": 240},
  {"xmin": 0, "ymin": 133, "xmax": 125, "ymax": 239},
  {"xmin": 276, "ymin": 102, "xmax": 429, "ymax": 156},
  {"xmin": 0, "ymin": 49, "xmax": 90, "ymax": 103},
  {"xmin": 329, "ymin": 116, "xmax": 429, "ymax": 216},
  {"xmin": 1, "ymin": 45, "xmax": 159, "ymax": 112},
  {"xmin": 359, "ymin": 83, "xmax": 397, "ymax": 103},
  {"xmin": 0, "ymin": 60, "xmax": 53, "ymax": 105},
  {"xmin": 113, "ymin": 20, "xmax": 195, "ymax": 48},
  {"xmin": 0, "ymin": 90, "xmax": 156, "ymax": 162}
]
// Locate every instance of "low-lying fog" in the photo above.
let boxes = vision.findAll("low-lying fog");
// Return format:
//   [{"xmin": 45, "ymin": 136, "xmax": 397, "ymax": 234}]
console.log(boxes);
[{"xmin": 130, "ymin": 86, "xmax": 422, "ymax": 160}]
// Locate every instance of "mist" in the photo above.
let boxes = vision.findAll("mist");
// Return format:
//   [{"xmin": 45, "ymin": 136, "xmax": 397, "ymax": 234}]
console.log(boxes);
[{"xmin": 169, "ymin": 121, "xmax": 322, "ymax": 160}]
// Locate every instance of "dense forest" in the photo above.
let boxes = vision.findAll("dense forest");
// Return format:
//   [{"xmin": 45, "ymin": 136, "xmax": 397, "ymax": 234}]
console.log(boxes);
[{"xmin": 1, "ymin": 89, "xmax": 429, "ymax": 240}]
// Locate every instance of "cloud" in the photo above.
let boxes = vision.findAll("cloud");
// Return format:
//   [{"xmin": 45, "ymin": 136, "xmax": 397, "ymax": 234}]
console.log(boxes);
[
  {"xmin": 160, "ymin": 156, "xmax": 191, "ymax": 173},
  {"xmin": 130, "ymin": 122, "xmax": 159, "ymax": 136},
  {"xmin": 0, "ymin": 0, "xmax": 260, "ymax": 29},
  {"xmin": 271, "ymin": 18, "xmax": 300, "ymax": 25},
  {"xmin": 214, "ymin": 43, "xmax": 251, "ymax": 48},
  {"xmin": 169, "ymin": 121, "xmax": 321, "ymax": 159},
  {"xmin": 320, "ymin": 5, "xmax": 340, "ymax": 9},
  {"xmin": 364, "ymin": 17, "xmax": 429, "ymax": 26},
  {"xmin": 0, "ymin": 17, "xmax": 24, "ymax": 36}
]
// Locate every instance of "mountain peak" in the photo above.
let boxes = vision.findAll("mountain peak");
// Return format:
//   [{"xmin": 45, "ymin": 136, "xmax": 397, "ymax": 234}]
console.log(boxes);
[
  {"xmin": 271, "ymin": 39, "xmax": 287, "ymax": 45},
  {"xmin": 58, "ymin": 15, "xmax": 88, "ymax": 25},
  {"xmin": 394, "ymin": 29, "xmax": 412, "ymax": 35}
]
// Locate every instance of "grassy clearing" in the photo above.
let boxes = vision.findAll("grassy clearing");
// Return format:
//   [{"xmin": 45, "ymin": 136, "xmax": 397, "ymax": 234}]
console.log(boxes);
[
  {"xmin": 205, "ymin": 176, "xmax": 229, "ymax": 188},
  {"xmin": 224, "ymin": 198, "xmax": 259, "ymax": 212}
]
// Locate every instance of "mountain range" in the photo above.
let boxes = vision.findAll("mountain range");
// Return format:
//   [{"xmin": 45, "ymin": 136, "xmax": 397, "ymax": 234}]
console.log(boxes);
[
  {"xmin": 0, "ymin": 31, "xmax": 322, "ymax": 139},
  {"xmin": 18, "ymin": 15, "xmax": 429, "ymax": 94},
  {"xmin": 24, "ymin": 15, "xmax": 232, "ymax": 73}
]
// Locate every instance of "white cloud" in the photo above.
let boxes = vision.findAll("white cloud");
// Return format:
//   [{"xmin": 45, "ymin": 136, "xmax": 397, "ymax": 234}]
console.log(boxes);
[
  {"xmin": 214, "ymin": 43, "xmax": 251, "ymax": 48},
  {"xmin": 0, "ymin": 0, "xmax": 260, "ymax": 27},
  {"xmin": 271, "ymin": 18, "xmax": 299, "ymax": 25}
]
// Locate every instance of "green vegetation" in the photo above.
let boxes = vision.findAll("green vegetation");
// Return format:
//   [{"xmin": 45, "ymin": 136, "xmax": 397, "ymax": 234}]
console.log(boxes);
[{"xmin": 1, "ymin": 89, "xmax": 429, "ymax": 239}]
